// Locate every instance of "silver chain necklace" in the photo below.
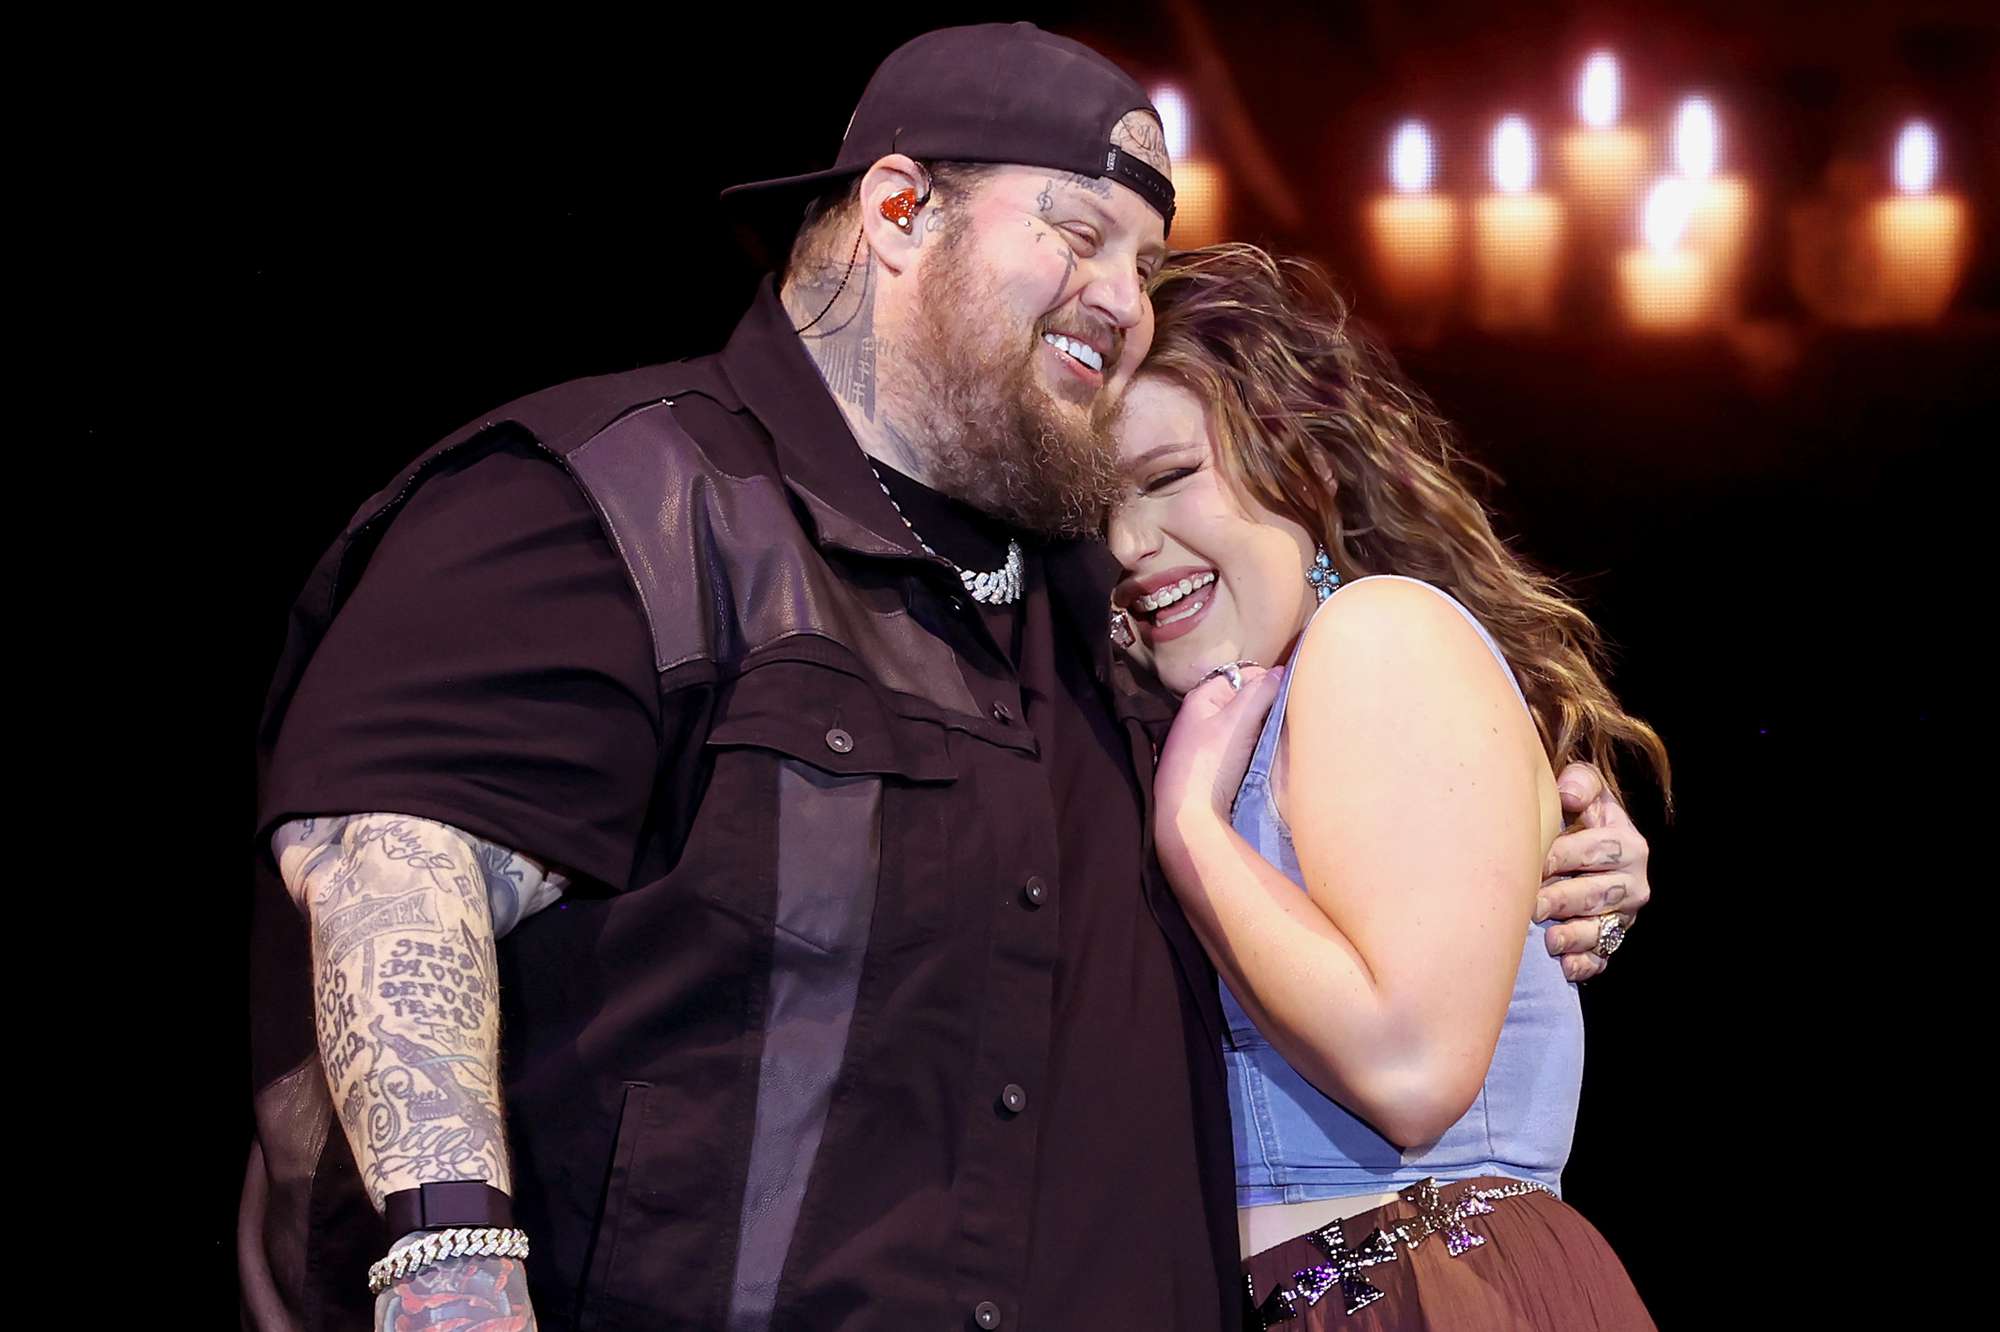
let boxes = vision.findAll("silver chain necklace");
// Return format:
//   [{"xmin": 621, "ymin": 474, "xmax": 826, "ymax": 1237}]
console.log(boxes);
[{"xmin": 868, "ymin": 461, "xmax": 1024, "ymax": 606}]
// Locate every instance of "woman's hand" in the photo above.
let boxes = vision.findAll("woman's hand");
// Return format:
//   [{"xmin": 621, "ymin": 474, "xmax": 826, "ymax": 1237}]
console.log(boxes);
[{"xmin": 1152, "ymin": 665, "xmax": 1285, "ymax": 851}]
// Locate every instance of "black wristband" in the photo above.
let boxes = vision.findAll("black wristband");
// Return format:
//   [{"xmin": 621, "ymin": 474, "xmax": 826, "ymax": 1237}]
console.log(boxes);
[{"xmin": 384, "ymin": 1182, "xmax": 515, "ymax": 1237}]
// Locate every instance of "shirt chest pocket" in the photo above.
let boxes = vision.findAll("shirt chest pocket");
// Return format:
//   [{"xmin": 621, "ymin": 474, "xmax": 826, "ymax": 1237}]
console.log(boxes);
[{"xmin": 692, "ymin": 660, "xmax": 960, "ymax": 950}]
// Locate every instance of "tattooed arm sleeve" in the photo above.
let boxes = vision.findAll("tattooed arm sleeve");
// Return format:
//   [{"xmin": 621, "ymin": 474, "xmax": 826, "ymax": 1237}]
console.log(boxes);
[{"xmin": 273, "ymin": 813, "xmax": 552, "ymax": 1329}]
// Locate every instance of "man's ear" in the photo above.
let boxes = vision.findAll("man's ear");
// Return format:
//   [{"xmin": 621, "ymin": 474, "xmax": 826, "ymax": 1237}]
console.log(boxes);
[{"xmin": 858, "ymin": 154, "xmax": 932, "ymax": 275}]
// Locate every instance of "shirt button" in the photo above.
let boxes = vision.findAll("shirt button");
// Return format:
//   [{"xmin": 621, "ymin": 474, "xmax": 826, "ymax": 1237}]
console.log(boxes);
[
  {"xmin": 974, "ymin": 1301, "xmax": 1002, "ymax": 1329},
  {"xmin": 991, "ymin": 702, "xmax": 1012, "ymax": 723},
  {"xmin": 949, "ymin": 596, "xmax": 966, "ymax": 612},
  {"xmin": 824, "ymin": 728, "xmax": 854, "ymax": 754},
  {"xmin": 1021, "ymin": 876, "xmax": 1049, "ymax": 909},
  {"xmin": 999, "ymin": 1083, "xmax": 1028, "ymax": 1115}
]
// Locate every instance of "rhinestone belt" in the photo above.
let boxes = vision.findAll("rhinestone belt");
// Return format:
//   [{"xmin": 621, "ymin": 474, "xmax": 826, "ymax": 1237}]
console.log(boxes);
[{"xmin": 1245, "ymin": 1177, "xmax": 1554, "ymax": 1327}]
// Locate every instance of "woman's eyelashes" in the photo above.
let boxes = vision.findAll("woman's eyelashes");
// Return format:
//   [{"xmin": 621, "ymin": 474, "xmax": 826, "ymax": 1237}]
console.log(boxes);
[{"xmin": 1140, "ymin": 463, "xmax": 1201, "ymax": 495}]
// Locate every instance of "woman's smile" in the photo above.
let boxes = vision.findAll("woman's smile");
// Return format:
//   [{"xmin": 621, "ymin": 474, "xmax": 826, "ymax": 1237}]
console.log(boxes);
[{"xmin": 1108, "ymin": 377, "xmax": 1319, "ymax": 693}]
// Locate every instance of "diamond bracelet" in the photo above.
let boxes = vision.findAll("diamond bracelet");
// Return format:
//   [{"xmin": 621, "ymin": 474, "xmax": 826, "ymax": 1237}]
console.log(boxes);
[{"xmin": 366, "ymin": 1226, "xmax": 531, "ymax": 1295}]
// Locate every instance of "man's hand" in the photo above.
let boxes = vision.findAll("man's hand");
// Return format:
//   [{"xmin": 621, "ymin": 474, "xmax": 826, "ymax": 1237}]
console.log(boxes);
[
  {"xmin": 1535, "ymin": 764, "xmax": 1652, "ymax": 982},
  {"xmin": 376, "ymin": 1246, "xmax": 538, "ymax": 1331}
]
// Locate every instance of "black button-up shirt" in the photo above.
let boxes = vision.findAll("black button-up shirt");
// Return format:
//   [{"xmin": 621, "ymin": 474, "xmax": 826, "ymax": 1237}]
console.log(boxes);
[{"xmin": 252, "ymin": 282, "xmax": 1237, "ymax": 1330}]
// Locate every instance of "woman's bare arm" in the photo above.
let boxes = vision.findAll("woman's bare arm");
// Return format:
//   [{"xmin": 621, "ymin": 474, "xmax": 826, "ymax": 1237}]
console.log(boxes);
[{"xmin": 1155, "ymin": 578, "xmax": 1554, "ymax": 1146}]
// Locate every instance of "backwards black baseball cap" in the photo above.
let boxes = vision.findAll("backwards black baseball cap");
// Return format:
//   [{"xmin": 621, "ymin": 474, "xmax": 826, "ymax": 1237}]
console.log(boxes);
[{"xmin": 721, "ymin": 22, "xmax": 1175, "ymax": 259}]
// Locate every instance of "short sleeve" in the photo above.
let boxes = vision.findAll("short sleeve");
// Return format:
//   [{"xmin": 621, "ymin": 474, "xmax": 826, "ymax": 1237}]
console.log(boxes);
[{"xmin": 259, "ymin": 439, "xmax": 661, "ymax": 889}]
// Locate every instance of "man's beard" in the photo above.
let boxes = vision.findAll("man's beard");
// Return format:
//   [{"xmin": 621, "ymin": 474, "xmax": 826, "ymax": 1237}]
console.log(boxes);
[{"xmin": 891, "ymin": 230, "xmax": 1128, "ymax": 538}]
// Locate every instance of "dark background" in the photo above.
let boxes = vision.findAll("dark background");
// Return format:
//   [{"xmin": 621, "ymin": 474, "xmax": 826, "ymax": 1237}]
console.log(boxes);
[{"xmin": 190, "ymin": 2, "xmax": 1985, "ymax": 1324}]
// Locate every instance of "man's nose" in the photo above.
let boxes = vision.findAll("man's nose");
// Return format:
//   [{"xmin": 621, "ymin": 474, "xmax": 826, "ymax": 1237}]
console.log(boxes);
[{"xmin": 1086, "ymin": 259, "xmax": 1146, "ymax": 335}]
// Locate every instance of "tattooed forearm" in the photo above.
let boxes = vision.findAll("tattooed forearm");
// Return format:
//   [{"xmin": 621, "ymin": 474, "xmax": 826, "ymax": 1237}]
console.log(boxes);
[
  {"xmin": 276, "ymin": 814, "xmax": 557, "ymax": 1208},
  {"xmin": 376, "ymin": 1251, "xmax": 537, "ymax": 1331},
  {"xmin": 276, "ymin": 816, "xmax": 564, "ymax": 938}
]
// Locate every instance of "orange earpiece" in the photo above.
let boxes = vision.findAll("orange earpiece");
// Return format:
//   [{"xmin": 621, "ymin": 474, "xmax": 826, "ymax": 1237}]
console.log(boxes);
[{"xmin": 880, "ymin": 188, "xmax": 922, "ymax": 232}]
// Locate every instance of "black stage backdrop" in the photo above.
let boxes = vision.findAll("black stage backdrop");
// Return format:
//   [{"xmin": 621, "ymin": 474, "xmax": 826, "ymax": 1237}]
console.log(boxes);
[{"xmin": 183, "ymin": 3, "xmax": 1981, "ymax": 1325}]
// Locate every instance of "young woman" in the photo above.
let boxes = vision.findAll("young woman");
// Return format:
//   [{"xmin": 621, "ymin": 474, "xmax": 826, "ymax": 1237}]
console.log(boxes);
[{"xmin": 1108, "ymin": 244, "xmax": 1669, "ymax": 1329}]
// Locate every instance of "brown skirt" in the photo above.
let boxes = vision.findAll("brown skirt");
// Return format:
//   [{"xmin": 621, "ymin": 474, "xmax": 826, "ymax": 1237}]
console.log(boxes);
[{"xmin": 1240, "ymin": 1178, "xmax": 1655, "ymax": 1331}]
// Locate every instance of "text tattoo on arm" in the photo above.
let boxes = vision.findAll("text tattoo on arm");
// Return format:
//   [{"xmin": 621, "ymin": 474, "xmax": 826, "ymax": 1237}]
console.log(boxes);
[{"xmin": 276, "ymin": 814, "xmax": 565, "ymax": 1204}]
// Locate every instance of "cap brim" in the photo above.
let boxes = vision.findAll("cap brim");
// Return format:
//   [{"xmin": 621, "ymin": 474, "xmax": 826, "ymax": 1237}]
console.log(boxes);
[{"xmin": 719, "ymin": 165, "xmax": 866, "ymax": 271}]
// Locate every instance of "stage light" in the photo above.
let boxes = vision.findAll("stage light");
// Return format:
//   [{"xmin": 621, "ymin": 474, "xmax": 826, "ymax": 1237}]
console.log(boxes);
[
  {"xmin": 1621, "ymin": 178, "xmax": 1713, "ymax": 333},
  {"xmin": 1672, "ymin": 96, "xmax": 1750, "ymax": 314},
  {"xmin": 1152, "ymin": 84, "xmax": 1192, "ymax": 162},
  {"xmin": 1369, "ymin": 120, "xmax": 1458, "ymax": 334},
  {"xmin": 1894, "ymin": 121, "xmax": 1938, "ymax": 196},
  {"xmin": 1492, "ymin": 116, "xmax": 1536, "ymax": 195},
  {"xmin": 1870, "ymin": 119, "xmax": 1967, "ymax": 322},
  {"xmin": 1472, "ymin": 117, "xmax": 1563, "ymax": 330},
  {"xmin": 1390, "ymin": 121, "xmax": 1435, "ymax": 193},
  {"xmin": 1150, "ymin": 84, "xmax": 1228, "ymax": 248},
  {"xmin": 1559, "ymin": 51, "xmax": 1649, "ymax": 238},
  {"xmin": 1579, "ymin": 52, "xmax": 1620, "ymax": 130}
]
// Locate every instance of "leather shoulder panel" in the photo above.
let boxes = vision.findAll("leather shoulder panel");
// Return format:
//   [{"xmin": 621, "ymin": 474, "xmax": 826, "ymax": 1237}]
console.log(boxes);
[{"xmin": 563, "ymin": 401, "xmax": 979, "ymax": 716}]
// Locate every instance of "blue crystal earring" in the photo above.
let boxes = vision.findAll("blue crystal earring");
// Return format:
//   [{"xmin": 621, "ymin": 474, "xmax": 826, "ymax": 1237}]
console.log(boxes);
[{"xmin": 1306, "ymin": 547, "xmax": 1341, "ymax": 603}]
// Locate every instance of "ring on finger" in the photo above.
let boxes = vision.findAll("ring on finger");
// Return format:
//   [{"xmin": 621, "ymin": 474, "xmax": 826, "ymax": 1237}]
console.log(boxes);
[
  {"xmin": 1592, "ymin": 911, "xmax": 1628, "ymax": 959},
  {"xmin": 1200, "ymin": 659, "xmax": 1259, "ymax": 692}
]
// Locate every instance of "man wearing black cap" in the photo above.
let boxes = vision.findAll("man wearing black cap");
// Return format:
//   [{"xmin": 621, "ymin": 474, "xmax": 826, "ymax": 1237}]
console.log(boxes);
[{"xmin": 244, "ymin": 22, "xmax": 1648, "ymax": 1332}]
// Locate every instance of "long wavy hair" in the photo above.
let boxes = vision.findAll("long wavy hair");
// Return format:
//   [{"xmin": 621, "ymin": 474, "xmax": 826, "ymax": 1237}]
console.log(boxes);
[{"xmin": 1144, "ymin": 243, "xmax": 1671, "ymax": 810}]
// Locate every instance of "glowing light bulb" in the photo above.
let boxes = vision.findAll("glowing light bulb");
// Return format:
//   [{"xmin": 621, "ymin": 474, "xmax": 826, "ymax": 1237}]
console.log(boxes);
[
  {"xmin": 1895, "ymin": 120, "xmax": 1938, "ymax": 195},
  {"xmin": 1390, "ymin": 121, "xmax": 1435, "ymax": 193},
  {"xmin": 1492, "ymin": 116, "xmax": 1535, "ymax": 195},
  {"xmin": 1674, "ymin": 98, "xmax": 1719, "ymax": 180},
  {"xmin": 1151, "ymin": 85, "xmax": 1191, "ymax": 162},
  {"xmin": 1579, "ymin": 53, "xmax": 1620, "ymax": 129}
]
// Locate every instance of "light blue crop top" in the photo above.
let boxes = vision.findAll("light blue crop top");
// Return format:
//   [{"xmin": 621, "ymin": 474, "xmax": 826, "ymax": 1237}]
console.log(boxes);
[{"xmin": 1223, "ymin": 576, "xmax": 1583, "ymax": 1205}]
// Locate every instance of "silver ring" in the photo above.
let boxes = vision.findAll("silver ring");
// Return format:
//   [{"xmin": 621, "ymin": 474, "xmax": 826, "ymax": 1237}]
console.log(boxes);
[
  {"xmin": 1592, "ymin": 911, "xmax": 1628, "ymax": 959},
  {"xmin": 1200, "ymin": 659, "xmax": 1259, "ymax": 691}
]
